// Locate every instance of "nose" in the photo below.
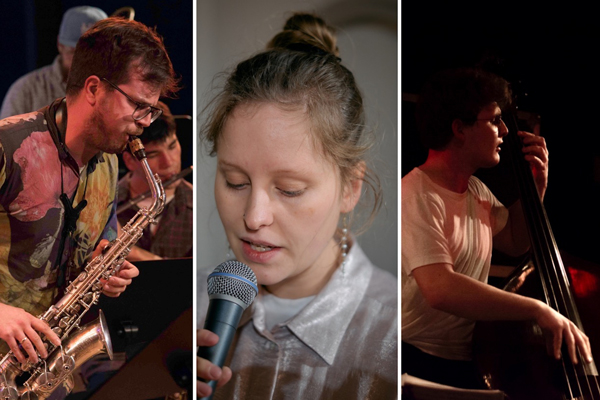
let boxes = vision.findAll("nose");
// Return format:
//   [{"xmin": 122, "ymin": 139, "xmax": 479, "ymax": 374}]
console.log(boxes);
[
  {"xmin": 158, "ymin": 151, "xmax": 175, "ymax": 169},
  {"xmin": 499, "ymin": 119, "xmax": 509, "ymax": 137},
  {"xmin": 135, "ymin": 112, "xmax": 153, "ymax": 128},
  {"xmin": 243, "ymin": 189, "xmax": 273, "ymax": 231}
]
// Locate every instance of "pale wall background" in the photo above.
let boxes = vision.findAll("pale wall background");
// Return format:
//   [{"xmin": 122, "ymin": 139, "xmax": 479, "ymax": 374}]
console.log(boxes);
[{"xmin": 196, "ymin": 0, "xmax": 398, "ymax": 275}]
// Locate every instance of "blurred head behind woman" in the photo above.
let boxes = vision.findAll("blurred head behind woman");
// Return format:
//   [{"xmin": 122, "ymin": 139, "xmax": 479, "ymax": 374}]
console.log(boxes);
[{"xmin": 201, "ymin": 12, "xmax": 382, "ymax": 299}]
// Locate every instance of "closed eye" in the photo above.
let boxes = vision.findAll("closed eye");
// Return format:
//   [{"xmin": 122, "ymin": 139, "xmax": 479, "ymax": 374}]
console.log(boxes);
[
  {"xmin": 226, "ymin": 181, "xmax": 248, "ymax": 190},
  {"xmin": 278, "ymin": 188, "xmax": 304, "ymax": 197}
]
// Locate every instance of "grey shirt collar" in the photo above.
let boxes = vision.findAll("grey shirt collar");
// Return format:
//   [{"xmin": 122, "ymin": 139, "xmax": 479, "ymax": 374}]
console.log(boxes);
[{"xmin": 240, "ymin": 241, "xmax": 373, "ymax": 365}]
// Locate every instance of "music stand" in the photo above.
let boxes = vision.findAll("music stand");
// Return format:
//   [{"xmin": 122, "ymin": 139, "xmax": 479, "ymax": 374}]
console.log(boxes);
[{"xmin": 71, "ymin": 258, "xmax": 193, "ymax": 399}]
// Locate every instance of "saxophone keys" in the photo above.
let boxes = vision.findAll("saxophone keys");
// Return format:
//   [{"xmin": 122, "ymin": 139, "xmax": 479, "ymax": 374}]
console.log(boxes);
[
  {"xmin": 80, "ymin": 293, "xmax": 93, "ymax": 304},
  {"xmin": 19, "ymin": 360, "xmax": 34, "ymax": 372},
  {"xmin": 58, "ymin": 316, "xmax": 70, "ymax": 329},
  {"xmin": 101, "ymin": 241, "xmax": 113, "ymax": 254},
  {"xmin": 0, "ymin": 373, "xmax": 18, "ymax": 400},
  {"xmin": 20, "ymin": 388, "xmax": 39, "ymax": 400},
  {"xmin": 55, "ymin": 354, "xmax": 76, "ymax": 374},
  {"xmin": 51, "ymin": 327, "xmax": 63, "ymax": 339},
  {"xmin": 0, "ymin": 386, "xmax": 18, "ymax": 400},
  {"xmin": 35, "ymin": 371, "xmax": 56, "ymax": 389},
  {"xmin": 68, "ymin": 303, "xmax": 82, "ymax": 314}
]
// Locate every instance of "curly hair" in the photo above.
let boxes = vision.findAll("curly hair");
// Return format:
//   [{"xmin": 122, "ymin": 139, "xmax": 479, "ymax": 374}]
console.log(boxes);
[
  {"xmin": 416, "ymin": 67, "xmax": 512, "ymax": 150},
  {"xmin": 66, "ymin": 17, "xmax": 180, "ymax": 98}
]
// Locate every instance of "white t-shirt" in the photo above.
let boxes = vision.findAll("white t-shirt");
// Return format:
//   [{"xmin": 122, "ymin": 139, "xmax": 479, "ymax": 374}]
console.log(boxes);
[{"xmin": 401, "ymin": 167, "xmax": 508, "ymax": 360}]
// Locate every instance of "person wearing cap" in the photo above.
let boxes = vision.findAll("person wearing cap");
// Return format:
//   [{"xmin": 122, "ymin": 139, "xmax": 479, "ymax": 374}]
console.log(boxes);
[
  {"xmin": 117, "ymin": 101, "xmax": 193, "ymax": 261},
  {"xmin": 0, "ymin": 17, "xmax": 179, "ymax": 398},
  {"xmin": 0, "ymin": 6, "xmax": 107, "ymax": 119}
]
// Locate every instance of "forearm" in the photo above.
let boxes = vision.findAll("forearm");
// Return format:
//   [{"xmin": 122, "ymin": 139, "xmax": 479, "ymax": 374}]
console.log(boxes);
[
  {"xmin": 414, "ymin": 264, "xmax": 544, "ymax": 322},
  {"xmin": 117, "ymin": 220, "xmax": 162, "ymax": 262},
  {"xmin": 413, "ymin": 263, "xmax": 593, "ymax": 364},
  {"xmin": 126, "ymin": 245, "xmax": 162, "ymax": 261}
]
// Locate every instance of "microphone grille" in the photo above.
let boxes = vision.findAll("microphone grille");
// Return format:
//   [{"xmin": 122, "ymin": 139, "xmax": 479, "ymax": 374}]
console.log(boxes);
[{"xmin": 207, "ymin": 260, "xmax": 258, "ymax": 309}]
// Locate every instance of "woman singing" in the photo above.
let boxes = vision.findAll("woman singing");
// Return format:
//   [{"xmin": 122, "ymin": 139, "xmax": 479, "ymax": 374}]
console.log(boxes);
[{"xmin": 196, "ymin": 13, "xmax": 397, "ymax": 399}]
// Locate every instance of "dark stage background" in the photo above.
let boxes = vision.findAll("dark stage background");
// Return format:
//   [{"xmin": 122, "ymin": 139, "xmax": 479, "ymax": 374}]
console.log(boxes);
[
  {"xmin": 0, "ymin": 0, "xmax": 192, "ymax": 118},
  {"xmin": 402, "ymin": 3, "xmax": 600, "ymax": 266}
]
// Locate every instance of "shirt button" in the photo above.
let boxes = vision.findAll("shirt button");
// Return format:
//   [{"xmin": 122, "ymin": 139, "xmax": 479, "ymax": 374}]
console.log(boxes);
[{"xmin": 264, "ymin": 341, "xmax": 276, "ymax": 350}]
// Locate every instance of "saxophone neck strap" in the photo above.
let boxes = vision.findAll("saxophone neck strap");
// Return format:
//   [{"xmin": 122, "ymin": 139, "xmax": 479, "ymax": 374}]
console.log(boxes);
[{"xmin": 45, "ymin": 98, "xmax": 90, "ymax": 290}]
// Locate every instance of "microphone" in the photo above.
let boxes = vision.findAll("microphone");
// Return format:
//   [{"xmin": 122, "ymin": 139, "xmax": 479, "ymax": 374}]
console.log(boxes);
[{"xmin": 198, "ymin": 260, "xmax": 258, "ymax": 399}]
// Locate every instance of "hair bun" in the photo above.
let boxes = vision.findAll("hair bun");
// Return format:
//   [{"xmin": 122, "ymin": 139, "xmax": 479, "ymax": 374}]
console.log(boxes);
[{"xmin": 267, "ymin": 13, "xmax": 339, "ymax": 58}]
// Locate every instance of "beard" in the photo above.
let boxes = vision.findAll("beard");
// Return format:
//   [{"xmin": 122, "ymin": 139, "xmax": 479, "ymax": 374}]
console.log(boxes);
[{"xmin": 86, "ymin": 105, "xmax": 142, "ymax": 155}]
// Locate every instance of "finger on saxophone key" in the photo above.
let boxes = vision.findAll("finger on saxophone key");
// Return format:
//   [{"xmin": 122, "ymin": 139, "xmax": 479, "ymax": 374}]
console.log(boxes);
[{"xmin": 35, "ymin": 320, "xmax": 62, "ymax": 351}]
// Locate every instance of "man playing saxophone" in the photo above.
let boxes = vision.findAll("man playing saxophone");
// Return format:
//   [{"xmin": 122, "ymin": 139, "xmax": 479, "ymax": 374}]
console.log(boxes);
[{"xmin": 0, "ymin": 15, "xmax": 179, "ymax": 372}]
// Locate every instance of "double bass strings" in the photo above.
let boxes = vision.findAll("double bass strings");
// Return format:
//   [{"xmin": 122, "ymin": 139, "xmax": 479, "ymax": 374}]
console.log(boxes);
[{"xmin": 506, "ymin": 109, "xmax": 600, "ymax": 398}]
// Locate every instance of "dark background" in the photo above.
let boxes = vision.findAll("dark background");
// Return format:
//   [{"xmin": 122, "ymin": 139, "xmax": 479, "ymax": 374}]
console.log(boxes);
[
  {"xmin": 0, "ymin": 3, "xmax": 193, "ymax": 396},
  {"xmin": 0, "ymin": 0, "xmax": 192, "ymax": 118},
  {"xmin": 0, "ymin": 0, "xmax": 193, "ymax": 180},
  {"xmin": 402, "ymin": 2, "xmax": 600, "ymax": 266}
]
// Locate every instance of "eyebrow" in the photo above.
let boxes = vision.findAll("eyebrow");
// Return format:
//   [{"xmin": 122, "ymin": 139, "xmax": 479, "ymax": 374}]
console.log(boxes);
[
  {"xmin": 132, "ymin": 96, "xmax": 152, "ymax": 107},
  {"xmin": 126, "ymin": 88, "xmax": 157, "ymax": 107},
  {"xmin": 217, "ymin": 160, "xmax": 248, "ymax": 172},
  {"xmin": 146, "ymin": 137, "xmax": 178, "ymax": 154},
  {"xmin": 217, "ymin": 159, "xmax": 309, "ymax": 177}
]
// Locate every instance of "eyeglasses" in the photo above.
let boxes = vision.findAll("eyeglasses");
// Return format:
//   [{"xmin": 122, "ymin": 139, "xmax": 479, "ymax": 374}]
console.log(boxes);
[
  {"xmin": 474, "ymin": 115, "xmax": 504, "ymax": 127},
  {"xmin": 101, "ymin": 78, "xmax": 162, "ymax": 123}
]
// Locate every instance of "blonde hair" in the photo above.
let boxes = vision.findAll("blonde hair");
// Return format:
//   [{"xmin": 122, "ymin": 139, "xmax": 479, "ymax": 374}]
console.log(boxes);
[{"xmin": 201, "ymin": 13, "xmax": 382, "ymax": 233}]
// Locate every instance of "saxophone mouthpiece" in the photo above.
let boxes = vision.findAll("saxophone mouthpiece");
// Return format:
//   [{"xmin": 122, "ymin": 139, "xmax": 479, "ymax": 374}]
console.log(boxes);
[{"xmin": 128, "ymin": 136, "xmax": 147, "ymax": 161}]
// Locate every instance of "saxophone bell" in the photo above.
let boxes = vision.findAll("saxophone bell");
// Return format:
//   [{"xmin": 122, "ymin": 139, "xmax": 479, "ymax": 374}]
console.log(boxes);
[{"xmin": 0, "ymin": 133, "xmax": 165, "ymax": 399}]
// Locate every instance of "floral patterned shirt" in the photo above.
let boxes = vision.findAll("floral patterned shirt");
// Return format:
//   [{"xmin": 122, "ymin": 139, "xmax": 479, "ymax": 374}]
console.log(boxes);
[{"xmin": 0, "ymin": 106, "xmax": 118, "ymax": 335}]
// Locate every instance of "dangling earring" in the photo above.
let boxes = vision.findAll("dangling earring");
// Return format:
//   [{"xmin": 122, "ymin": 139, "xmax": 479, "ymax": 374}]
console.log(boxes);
[
  {"xmin": 340, "ymin": 214, "xmax": 348, "ymax": 274},
  {"xmin": 226, "ymin": 245, "xmax": 233, "ymax": 260}
]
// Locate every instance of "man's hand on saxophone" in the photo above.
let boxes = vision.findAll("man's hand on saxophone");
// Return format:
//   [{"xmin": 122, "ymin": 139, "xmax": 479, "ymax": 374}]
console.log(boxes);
[
  {"xmin": 0, "ymin": 303, "xmax": 61, "ymax": 364},
  {"xmin": 92, "ymin": 239, "xmax": 141, "ymax": 298}
]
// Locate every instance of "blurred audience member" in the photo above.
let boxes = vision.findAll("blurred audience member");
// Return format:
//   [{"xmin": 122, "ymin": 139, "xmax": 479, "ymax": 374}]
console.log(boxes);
[
  {"xmin": 0, "ymin": 6, "xmax": 107, "ymax": 118},
  {"xmin": 118, "ymin": 101, "xmax": 193, "ymax": 261}
]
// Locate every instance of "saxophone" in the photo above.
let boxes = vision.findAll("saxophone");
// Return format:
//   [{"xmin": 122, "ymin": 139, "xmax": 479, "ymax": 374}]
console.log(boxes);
[{"xmin": 0, "ymin": 137, "xmax": 165, "ymax": 400}]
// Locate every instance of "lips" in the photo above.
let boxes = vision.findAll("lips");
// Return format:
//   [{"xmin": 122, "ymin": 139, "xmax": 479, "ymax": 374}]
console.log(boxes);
[
  {"xmin": 162, "ymin": 171, "xmax": 180, "ymax": 181},
  {"xmin": 250, "ymin": 243, "xmax": 272, "ymax": 252},
  {"xmin": 240, "ymin": 238, "xmax": 280, "ymax": 263},
  {"xmin": 243, "ymin": 238, "xmax": 277, "ymax": 250}
]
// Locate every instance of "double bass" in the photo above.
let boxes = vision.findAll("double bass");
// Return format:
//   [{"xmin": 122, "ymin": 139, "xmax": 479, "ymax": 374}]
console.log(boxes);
[{"xmin": 473, "ymin": 105, "xmax": 600, "ymax": 399}]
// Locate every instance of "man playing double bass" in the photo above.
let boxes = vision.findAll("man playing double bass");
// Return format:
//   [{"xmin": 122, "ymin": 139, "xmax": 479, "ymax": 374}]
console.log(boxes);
[{"xmin": 401, "ymin": 67, "xmax": 593, "ymax": 389}]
